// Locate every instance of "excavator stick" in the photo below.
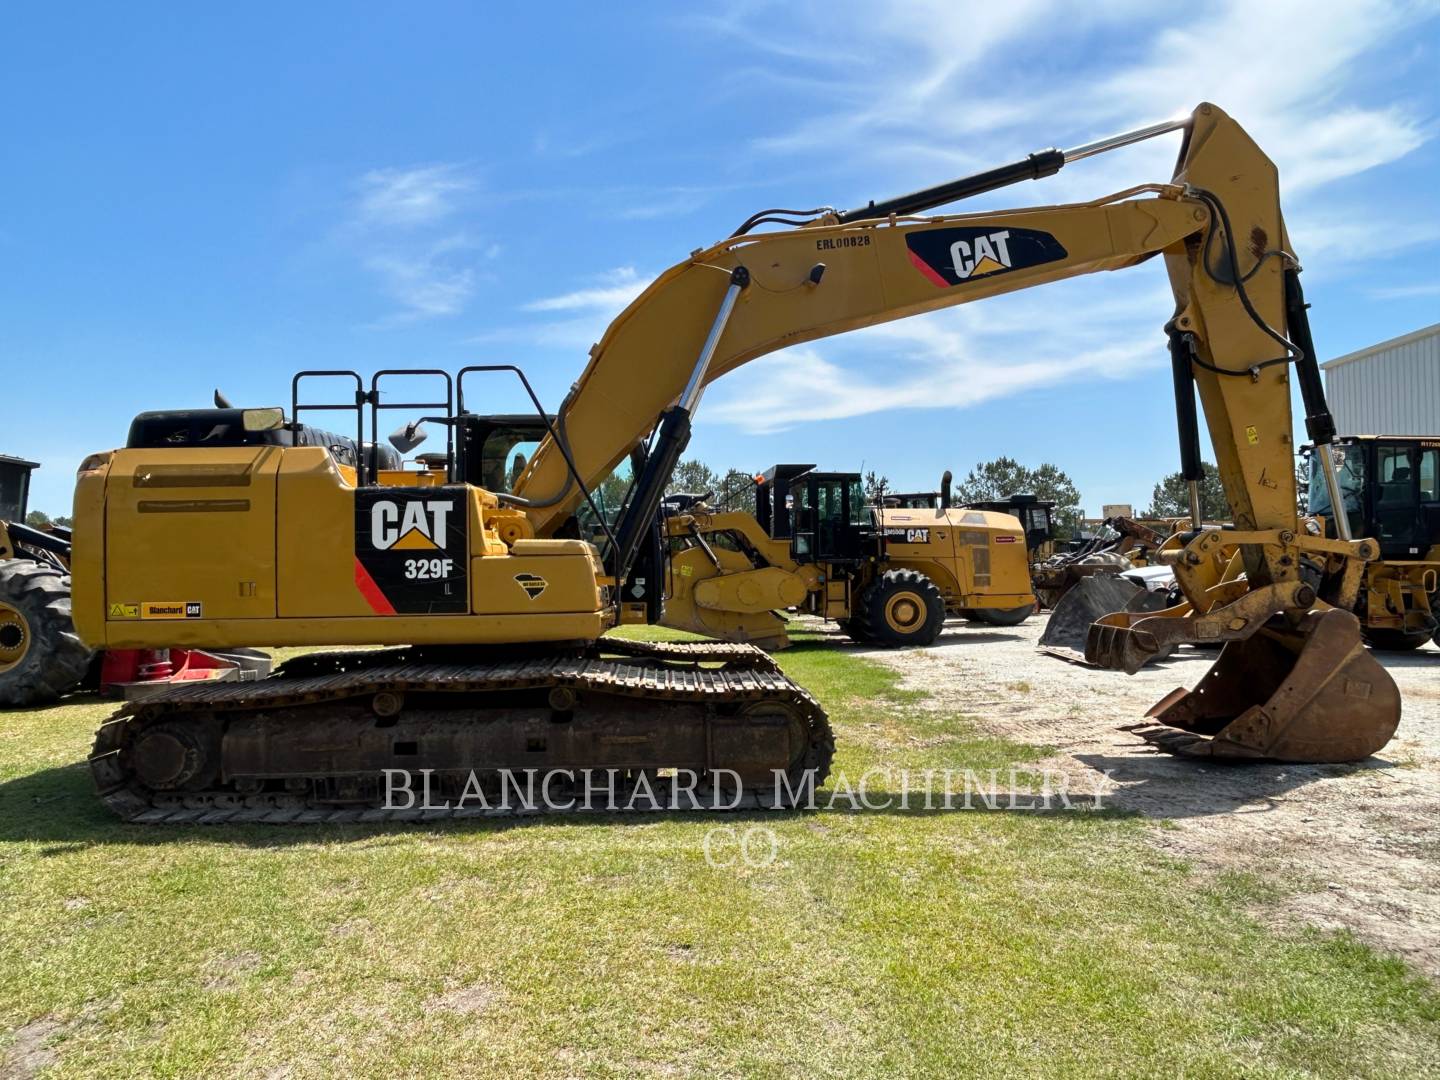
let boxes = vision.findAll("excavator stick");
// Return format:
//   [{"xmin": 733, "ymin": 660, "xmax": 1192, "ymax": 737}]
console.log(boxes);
[{"xmin": 1119, "ymin": 609, "xmax": 1400, "ymax": 762}]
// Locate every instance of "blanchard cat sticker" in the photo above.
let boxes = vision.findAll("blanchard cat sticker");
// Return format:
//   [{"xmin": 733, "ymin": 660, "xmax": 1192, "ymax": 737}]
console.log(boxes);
[
  {"xmin": 354, "ymin": 489, "xmax": 469, "ymax": 614},
  {"xmin": 906, "ymin": 226, "xmax": 1068, "ymax": 287},
  {"xmin": 884, "ymin": 527, "xmax": 930, "ymax": 544}
]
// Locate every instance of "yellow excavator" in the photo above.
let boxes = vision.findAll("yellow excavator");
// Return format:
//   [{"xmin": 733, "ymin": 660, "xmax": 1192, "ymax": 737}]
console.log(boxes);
[
  {"xmin": 76, "ymin": 102, "xmax": 1401, "ymax": 821},
  {"xmin": 660, "ymin": 465, "xmax": 1035, "ymax": 649}
]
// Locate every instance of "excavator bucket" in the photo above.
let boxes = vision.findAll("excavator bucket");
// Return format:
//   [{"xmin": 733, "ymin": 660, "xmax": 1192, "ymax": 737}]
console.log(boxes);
[
  {"xmin": 1125, "ymin": 608, "xmax": 1401, "ymax": 763},
  {"xmin": 1038, "ymin": 575, "xmax": 1170, "ymax": 663}
]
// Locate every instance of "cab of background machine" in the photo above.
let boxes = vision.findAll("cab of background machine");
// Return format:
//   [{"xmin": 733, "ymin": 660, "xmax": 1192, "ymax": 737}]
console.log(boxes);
[
  {"xmin": 1304, "ymin": 436, "xmax": 1440, "ymax": 560},
  {"xmin": 755, "ymin": 464, "xmax": 869, "ymax": 564}
]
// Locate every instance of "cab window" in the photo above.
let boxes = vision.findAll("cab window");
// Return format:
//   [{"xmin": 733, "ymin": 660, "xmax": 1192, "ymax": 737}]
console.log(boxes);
[
  {"xmin": 1420, "ymin": 448, "xmax": 1439, "ymax": 503},
  {"xmin": 849, "ymin": 480, "xmax": 868, "ymax": 525},
  {"xmin": 479, "ymin": 427, "xmax": 543, "ymax": 495},
  {"xmin": 576, "ymin": 459, "xmax": 634, "ymax": 546}
]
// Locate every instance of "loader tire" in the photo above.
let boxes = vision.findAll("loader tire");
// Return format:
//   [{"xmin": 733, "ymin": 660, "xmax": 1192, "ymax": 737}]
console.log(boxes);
[
  {"xmin": 0, "ymin": 560, "xmax": 93, "ymax": 708},
  {"xmin": 970, "ymin": 603, "xmax": 1034, "ymax": 628},
  {"xmin": 1362, "ymin": 627, "xmax": 1431, "ymax": 653},
  {"xmin": 856, "ymin": 569, "xmax": 945, "ymax": 647},
  {"xmin": 837, "ymin": 618, "xmax": 871, "ymax": 644}
]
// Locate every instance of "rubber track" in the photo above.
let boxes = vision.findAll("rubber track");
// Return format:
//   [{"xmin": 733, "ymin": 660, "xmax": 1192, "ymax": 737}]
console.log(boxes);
[{"xmin": 89, "ymin": 645, "xmax": 831, "ymax": 824}]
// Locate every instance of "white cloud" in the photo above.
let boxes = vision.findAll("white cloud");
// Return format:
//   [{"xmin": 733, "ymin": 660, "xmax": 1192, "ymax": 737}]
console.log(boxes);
[
  {"xmin": 355, "ymin": 164, "xmax": 473, "ymax": 227},
  {"xmin": 342, "ymin": 164, "xmax": 491, "ymax": 324},
  {"xmin": 362, "ymin": 249, "xmax": 476, "ymax": 322},
  {"xmin": 737, "ymin": 0, "xmax": 1433, "ymax": 199},
  {"xmin": 521, "ymin": 266, "xmax": 649, "ymax": 313},
  {"xmin": 690, "ymin": 0, "xmax": 1437, "ymax": 433},
  {"xmin": 470, "ymin": 267, "xmax": 654, "ymax": 350},
  {"xmin": 706, "ymin": 275, "xmax": 1170, "ymax": 433}
]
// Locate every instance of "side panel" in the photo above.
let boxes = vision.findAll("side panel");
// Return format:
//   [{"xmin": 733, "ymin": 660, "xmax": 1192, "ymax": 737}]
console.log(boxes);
[
  {"xmin": 276, "ymin": 448, "xmax": 372, "ymax": 618},
  {"xmin": 949, "ymin": 509, "xmax": 1034, "ymax": 608},
  {"xmin": 103, "ymin": 447, "xmax": 281, "ymax": 625},
  {"xmin": 878, "ymin": 509, "xmax": 968, "ymax": 598},
  {"xmin": 471, "ymin": 548, "xmax": 605, "ymax": 616}
]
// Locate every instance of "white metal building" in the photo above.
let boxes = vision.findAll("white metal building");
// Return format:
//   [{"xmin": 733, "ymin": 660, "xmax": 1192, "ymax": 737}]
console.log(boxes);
[{"xmin": 1322, "ymin": 322, "xmax": 1440, "ymax": 435}]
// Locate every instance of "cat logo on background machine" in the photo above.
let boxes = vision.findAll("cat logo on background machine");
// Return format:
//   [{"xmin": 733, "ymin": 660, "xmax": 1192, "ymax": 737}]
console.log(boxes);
[{"xmin": 353, "ymin": 491, "xmax": 469, "ymax": 614}]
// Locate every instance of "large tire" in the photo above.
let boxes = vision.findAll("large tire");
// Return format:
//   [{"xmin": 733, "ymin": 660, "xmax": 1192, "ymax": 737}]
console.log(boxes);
[
  {"xmin": 1363, "ymin": 627, "xmax": 1431, "ymax": 653},
  {"xmin": 835, "ymin": 618, "xmax": 871, "ymax": 644},
  {"xmin": 855, "ymin": 569, "xmax": 945, "ymax": 647},
  {"xmin": 0, "ymin": 560, "xmax": 93, "ymax": 708},
  {"xmin": 970, "ymin": 603, "xmax": 1034, "ymax": 628}
]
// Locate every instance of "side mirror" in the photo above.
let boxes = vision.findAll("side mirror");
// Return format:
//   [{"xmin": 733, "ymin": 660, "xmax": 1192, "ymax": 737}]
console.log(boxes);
[{"xmin": 389, "ymin": 419, "xmax": 429, "ymax": 455}]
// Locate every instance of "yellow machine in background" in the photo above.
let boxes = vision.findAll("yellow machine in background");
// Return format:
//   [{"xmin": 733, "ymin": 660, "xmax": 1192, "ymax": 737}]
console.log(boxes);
[
  {"xmin": 663, "ymin": 464, "xmax": 1034, "ymax": 649},
  {"xmin": 75, "ymin": 102, "xmax": 1407, "ymax": 823},
  {"xmin": 1305, "ymin": 435, "xmax": 1440, "ymax": 651},
  {"xmin": 0, "ymin": 456, "xmax": 91, "ymax": 707}
]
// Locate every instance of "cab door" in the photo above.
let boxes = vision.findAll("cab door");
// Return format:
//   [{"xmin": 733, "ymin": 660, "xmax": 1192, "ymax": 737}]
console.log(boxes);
[
  {"xmin": 792, "ymin": 475, "xmax": 865, "ymax": 564},
  {"xmin": 1373, "ymin": 444, "xmax": 1428, "ymax": 558}
]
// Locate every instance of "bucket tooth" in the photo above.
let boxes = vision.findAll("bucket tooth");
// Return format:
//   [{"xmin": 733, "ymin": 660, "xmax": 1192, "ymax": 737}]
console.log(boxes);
[{"xmin": 1130, "ymin": 608, "xmax": 1400, "ymax": 764}]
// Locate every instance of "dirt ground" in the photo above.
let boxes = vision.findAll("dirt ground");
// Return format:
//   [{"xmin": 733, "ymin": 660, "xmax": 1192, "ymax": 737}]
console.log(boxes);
[{"xmin": 833, "ymin": 613, "xmax": 1440, "ymax": 978}]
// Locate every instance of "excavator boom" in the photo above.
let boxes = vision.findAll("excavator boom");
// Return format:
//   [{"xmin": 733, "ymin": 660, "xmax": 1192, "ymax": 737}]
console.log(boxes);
[{"xmin": 508, "ymin": 101, "xmax": 1398, "ymax": 762}]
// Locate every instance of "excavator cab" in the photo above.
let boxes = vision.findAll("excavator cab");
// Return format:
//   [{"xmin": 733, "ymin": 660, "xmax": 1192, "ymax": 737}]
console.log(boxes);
[{"xmin": 456, "ymin": 414, "xmax": 550, "ymax": 497}]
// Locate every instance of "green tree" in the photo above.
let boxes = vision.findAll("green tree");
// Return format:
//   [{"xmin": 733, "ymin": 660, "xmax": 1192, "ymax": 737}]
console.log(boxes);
[
  {"xmin": 863, "ymin": 470, "xmax": 890, "ymax": 503},
  {"xmin": 1145, "ymin": 461, "xmax": 1230, "ymax": 520},
  {"xmin": 954, "ymin": 457, "xmax": 1028, "ymax": 504},
  {"xmin": 668, "ymin": 459, "xmax": 721, "ymax": 497},
  {"xmin": 955, "ymin": 457, "xmax": 1083, "ymax": 538},
  {"xmin": 24, "ymin": 510, "xmax": 50, "ymax": 528},
  {"xmin": 716, "ymin": 468, "xmax": 757, "ymax": 515}
]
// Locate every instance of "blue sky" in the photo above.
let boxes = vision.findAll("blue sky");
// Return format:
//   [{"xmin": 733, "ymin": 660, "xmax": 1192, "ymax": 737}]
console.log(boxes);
[{"xmin": 4, "ymin": 1, "xmax": 1439, "ymax": 515}]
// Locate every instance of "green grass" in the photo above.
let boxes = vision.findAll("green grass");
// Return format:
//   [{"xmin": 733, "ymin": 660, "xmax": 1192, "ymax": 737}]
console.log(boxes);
[{"xmin": 1, "ymin": 632, "xmax": 1437, "ymax": 1078}]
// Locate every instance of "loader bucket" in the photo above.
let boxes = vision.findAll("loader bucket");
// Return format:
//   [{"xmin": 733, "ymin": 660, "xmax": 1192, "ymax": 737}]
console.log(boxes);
[
  {"xmin": 1126, "ymin": 608, "xmax": 1400, "ymax": 763},
  {"xmin": 1039, "ymin": 575, "xmax": 1169, "ymax": 663}
]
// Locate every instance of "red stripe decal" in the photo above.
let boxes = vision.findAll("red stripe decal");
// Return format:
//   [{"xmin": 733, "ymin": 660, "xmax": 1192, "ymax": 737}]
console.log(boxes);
[
  {"xmin": 908, "ymin": 248, "xmax": 951, "ymax": 288},
  {"xmin": 354, "ymin": 557, "xmax": 397, "ymax": 615}
]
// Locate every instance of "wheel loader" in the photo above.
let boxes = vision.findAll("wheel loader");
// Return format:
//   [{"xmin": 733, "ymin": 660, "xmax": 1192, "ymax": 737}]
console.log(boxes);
[
  {"xmin": 661, "ymin": 464, "xmax": 1035, "ymax": 650},
  {"xmin": 74, "ymin": 102, "xmax": 1404, "ymax": 823},
  {"xmin": 0, "ymin": 455, "xmax": 92, "ymax": 707},
  {"xmin": 1304, "ymin": 436, "xmax": 1440, "ymax": 651}
]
